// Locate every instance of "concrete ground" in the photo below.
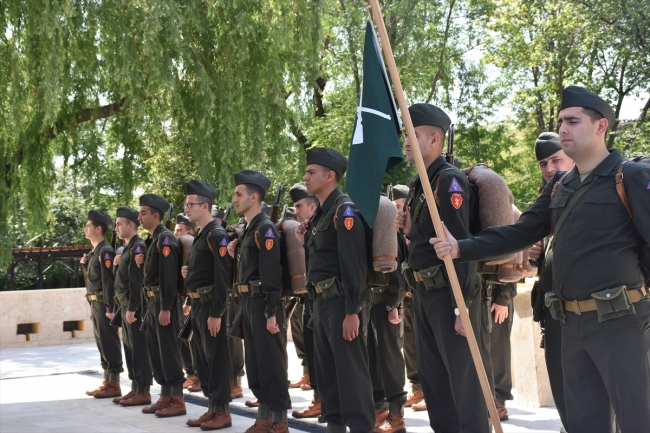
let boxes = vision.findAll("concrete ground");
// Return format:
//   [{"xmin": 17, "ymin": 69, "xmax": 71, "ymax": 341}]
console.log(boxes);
[{"xmin": 0, "ymin": 342, "xmax": 563, "ymax": 432}]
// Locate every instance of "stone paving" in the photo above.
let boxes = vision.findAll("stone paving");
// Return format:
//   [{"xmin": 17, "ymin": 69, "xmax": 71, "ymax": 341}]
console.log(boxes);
[{"xmin": 0, "ymin": 342, "xmax": 563, "ymax": 432}]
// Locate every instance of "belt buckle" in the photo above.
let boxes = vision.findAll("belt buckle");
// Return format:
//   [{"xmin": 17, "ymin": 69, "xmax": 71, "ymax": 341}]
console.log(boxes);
[{"xmin": 571, "ymin": 300, "xmax": 581, "ymax": 315}]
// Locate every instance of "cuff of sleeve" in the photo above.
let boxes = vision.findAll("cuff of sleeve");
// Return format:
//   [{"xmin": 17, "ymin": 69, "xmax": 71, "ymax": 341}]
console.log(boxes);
[
  {"xmin": 345, "ymin": 303, "xmax": 361, "ymax": 316},
  {"xmin": 494, "ymin": 297, "xmax": 509, "ymax": 307},
  {"xmin": 264, "ymin": 306, "xmax": 276, "ymax": 318},
  {"xmin": 209, "ymin": 306, "xmax": 225, "ymax": 318}
]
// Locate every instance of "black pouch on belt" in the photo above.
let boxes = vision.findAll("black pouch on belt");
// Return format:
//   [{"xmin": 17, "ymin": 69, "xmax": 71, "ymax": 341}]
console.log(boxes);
[
  {"xmin": 544, "ymin": 291, "xmax": 566, "ymax": 324},
  {"xmin": 419, "ymin": 264, "xmax": 449, "ymax": 290},
  {"xmin": 591, "ymin": 285, "xmax": 635, "ymax": 322},
  {"xmin": 370, "ymin": 285, "xmax": 388, "ymax": 305},
  {"xmin": 249, "ymin": 280, "xmax": 264, "ymax": 297},
  {"xmin": 401, "ymin": 261, "xmax": 417, "ymax": 289},
  {"xmin": 114, "ymin": 291, "xmax": 129, "ymax": 308},
  {"xmin": 197, "ymin": 285, "xmax": 215, "ymax": 304},
  {"xmin": 317, "ymin": 276, "xmax": 343, "ymax": 301}
]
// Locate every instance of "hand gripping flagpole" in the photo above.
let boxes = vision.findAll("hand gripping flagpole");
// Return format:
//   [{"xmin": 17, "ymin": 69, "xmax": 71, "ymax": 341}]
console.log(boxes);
[{"xmin": 368, "ymin": 1, "xmax": 503, "ymax": 431}]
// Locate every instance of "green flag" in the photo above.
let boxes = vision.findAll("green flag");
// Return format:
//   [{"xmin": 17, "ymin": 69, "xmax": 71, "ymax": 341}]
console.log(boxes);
[{"xmin": 345, "ymin": 21, "xmax": 403, "ymax": 228}]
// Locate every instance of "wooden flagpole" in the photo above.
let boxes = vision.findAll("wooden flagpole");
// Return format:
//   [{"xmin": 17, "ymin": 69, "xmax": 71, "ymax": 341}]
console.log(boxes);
[{"xmin": 368, "ymin": 1, "xmax": 503, "ymax": 431}]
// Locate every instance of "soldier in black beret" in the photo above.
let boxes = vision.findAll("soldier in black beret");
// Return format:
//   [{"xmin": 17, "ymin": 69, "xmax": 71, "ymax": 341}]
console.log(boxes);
[
  {"xmin": 211, "ymin": 206, "xmax": 226, "ymax": 225},
  {"xmin": 296, "ymin": 148, "xmax": 375, "ymax": 433},
  {"xmin": 180, "ymin": 179, "xmax": 236, "ymax": 430},
  {"xmin": 81, "ymin": 210, "xmax": 123, "ymax": 398},
  {"xmin": 174, "ymin": 214, "xmax": 196, "ymax": 237},
  {"xmin": 433, "ymin": 86, "xmax": 650, "ymax": 432},
  {"xmin": 535, "ymin": 132, "xmax": 575, "ymax": 184},
  {"xmin": 229, "ymin": 170, "xmax": 291, "ymax": 432},
  {"xmin": 396, "ymin": 104, "xmax": 492, "ymax": 432},
  {"xmin": 135, "ymin": 194, "xmax": 186, "ymax": 417},
  {"xmin": 112, "ymin": 207, "xmax": 153, "ymax": 407}
]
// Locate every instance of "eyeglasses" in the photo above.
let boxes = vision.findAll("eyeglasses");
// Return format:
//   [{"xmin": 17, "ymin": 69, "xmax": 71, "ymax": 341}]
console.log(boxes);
[{"xmin": 183, "ymin": 202, "xmax": 206, "ymax": 209}]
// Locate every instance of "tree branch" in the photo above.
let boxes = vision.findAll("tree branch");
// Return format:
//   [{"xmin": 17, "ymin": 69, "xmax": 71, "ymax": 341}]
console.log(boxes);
[{"xmin": 47, "ymin": 98, "xmax": 128, "ymax": 142}]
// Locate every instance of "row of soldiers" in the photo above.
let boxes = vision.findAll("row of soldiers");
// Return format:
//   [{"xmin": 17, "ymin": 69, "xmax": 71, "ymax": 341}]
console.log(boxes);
[{"xmin": 80, "ymin": 85, "xmax": 649, "ymax": 433}]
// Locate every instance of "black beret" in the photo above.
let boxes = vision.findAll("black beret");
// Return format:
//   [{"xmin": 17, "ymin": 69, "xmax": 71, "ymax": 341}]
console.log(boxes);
[
  {"xmin": 176, "ymin": 213, "xmax": 196, "ymax": 230},
  {"xmin": 186, "ymin": 179, "xmax": 217, "ymax": 201},
  {"xmin": 116, "ymin": 207, "xmax": 140, "ymax": 226},
  {"xmin": 408, "ymin": 103, "xmax": 451, "ymax": 133},
  {"xmin": 392, "ymin": 185, "xmax": 409, "ymax": 200},
  {"xmin": 212, "ymin": 206, "xmax": 225, "ymax": 219},
  {"xmin": 234, "ymin": 170, "xmax": 271, "ymax": 194},
  {"xmin": 535, "ymin": 132, "xmax": 563, "ymax": 161},
  {"xmin": 139, "ymin": 194, "xmax": 170, "ymax": 214},
  {"xmin": 560, "ymin": 86, "xmax": 615, "ymax": 130},
  {"xmin": 306, "ymin": 148, "xmax": 347, "ymax": 176},
  {"xmin": 289, "ymin": 182, "xmax": 315, "ymax": 203},
  {"xmin": 87, "ymin": 209, "xmax": 111, "ymax": 227}
]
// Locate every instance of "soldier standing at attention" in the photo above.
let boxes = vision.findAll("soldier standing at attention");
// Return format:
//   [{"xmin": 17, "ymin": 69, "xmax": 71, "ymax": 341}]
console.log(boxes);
[
  {"xmin": 394, "ymin": 104, "xmax": 491, "ymax": 432},
  {"xmin": 433, "ymin": 86, "xmax": 650, "ymax": 433},
  {"xmin": 136, "ymin": 194, "xmax": 186, "ymax": 417},
  {"xmin": 296, "ymin": 148, "xmax": 374, "ymax": 433},
  {"xmin": 181, "ymin": 180, "xmax": 234, "ymax": 430},
  {"xmin": 228, "ymin": 171, "xmax": 291, "ymax": 433},
  {"xmin": 81, "ymin": 209, "xmax": 123, "ymax": 399},
  {"xmin": 288, "ymin": 182, "xmax": 323, "ymax": 421},
  {"xmin": 111, "ymin": 207, "xmax": 153, "ymax": 407},
  {"xmin": 175, "ymin": 214, "xmax": 197, "ymax": 237}
]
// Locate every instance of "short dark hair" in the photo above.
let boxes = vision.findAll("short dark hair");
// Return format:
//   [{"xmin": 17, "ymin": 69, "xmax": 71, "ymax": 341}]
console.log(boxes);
[
  {"xmin": 582, "ymin": 107, "xmax": 604, "ymax": 123},
  {"xmin": 244, "ymin": 184, "xmax": 266, "ymax": 202},
  {"xmin": 304, "ymin": 196, "xmax": 319, "ymax": 207},
  {"xmin": 321, "ymin": 166, "xmax": 341, "ymax": 183},
  {"xmin": 90, "ymin": 221, "xmax": 107, "ymax": 236},
  {"xmin": 196, "ymin": 195, "xmax": 213, "ymax": 209},
  {"xmin": 148, "ymin": 206, "xmax": 164, "ymax": 221}
]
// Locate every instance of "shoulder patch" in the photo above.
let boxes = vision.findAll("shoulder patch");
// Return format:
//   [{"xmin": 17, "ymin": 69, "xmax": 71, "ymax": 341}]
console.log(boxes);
[
  {"xmin": 103, "ymin": 252, "xmax": 112, "ymax": 260},
  {"xmin": 342, "ymin": 205, "xmax": 355, "ymax": 217},
  {"xmin": 161, "ymin": 236, "xmax": 171, "ymax": 246},
  {"xmin": 448, "ymin": 177, "xmax": 464, "ymax": 192},
  {"xmin": 134, "ymin": 245, "xmax": 143, "ymax": 255},
  {"xmin": 451, "ymin": 193, "xmax": 463, "ymax": 209},
  {"xmin": 264, "ymin": 228, "xmax": 275, "ymax": 238},
  {"xmin": 219, "ymin": 237, "xmax": 228, "ymax": 246},
  {"xmin": 647, "ymin": 180, "xmax": 650, "ymax": 189},
  {"xmin": 265, "ymin": 239, "xmax": 275, "ymax": 250}
]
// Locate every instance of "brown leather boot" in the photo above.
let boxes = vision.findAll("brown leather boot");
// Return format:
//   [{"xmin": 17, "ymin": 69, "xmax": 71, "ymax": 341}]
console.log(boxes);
[
  {"xmin": 292, "ymin": 400, "xmax": 321, "ymax": 418},
  {"xmin": 142, "ymin": 395, "xmax": 171, "ymax": 414},
  {"xmin": 93, "ymin": 382, "xmax": 121, "ymax": 399},
  {"xmin": 411, "ymin": 399, "xmax": 427, "ymax": 411},
  {"xmin": 245, "ymin": 399, "xmax": 260, "ymax": 408},
  {"xmin": 188, "ymin": 379, "xmax": 202, "ymax": 393},
  {"xmin": 405, "ymin": 390, "xmax": 424, "ymax": 407},
  {"xmin": 231, "ymin": 385, "xmax": 243, "ymax": 399},
  {"xmin": 86, "ymin": 380, "xmax": 108, "ymax": 396},
  {"xmin": 497, "ymin": 406, "xmax": 509, "ymax": 421},
  {"xmin": 183, "ymin": 376, "xmax": 197, "ymax": 389},
  {"xmin": 268, "ymin": 421, "xmax": 289, "ymax": 433},
  {"xmin": 375, "ymin": 410, "xmax": 389, "ymax": 428},
  {"xmin": 155, "ymin": 395, "xmax": 187, "ymax": 417},
  {"xmin": 200, "ymin": 411, "xmax": 233, "ymax": 430},
  {"xmin": 244, "ymin": 418, "xmax": 273, "ymax": 433},
  {"xmin": 187, "ymin": 407, "xmax": 214, "ymax": 427},
  {"xmin": 374, "ymin": 415, "xmax": 406, "ymax": 433},
  {"xmin": 289, "ymin": 373, "xmax": 309, "ymax": 388},
  {"xmin": 113, "ymin": 389, "xmax": 136, "ymax": 404},
  {"xmin": 120, "ymin": 392, "xmax": 152, "ymax": 406}
]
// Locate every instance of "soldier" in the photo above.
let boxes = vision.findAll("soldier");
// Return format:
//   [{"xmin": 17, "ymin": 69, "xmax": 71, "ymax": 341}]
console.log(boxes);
[
  {"xmin": 528, "ymin": 132, "xmax": 574, "ymax": 430},
  {"xmin": 81, "ymin": 209, "xmax": 123, "ymax": 398},
  {"xmin": 111, "ymin": 207, "xmax": 153, "ymax": 407},
  {"xmin": 136, "ymin": 194, "xmax": 186, "ymax": 417},
  {"xmin": 228, "ymin": 170, "xmax": 291, "ymax": 432},
  {"xmin": 392, "ymin": 185, "xmax": 425, "ymax": 410},
  {"xmin": 288, "ymin": 182, "xmax": 323, "ymax": 421},
  {"xmin": 181, "ymin": 180, "xmax": 234, "ymax": 430},
  {"xmin": 296, "ymin": 148, "xmax": 375, "ymax": 433},
  {"xmin": 394, "ymin": 104, "xmax": 491, "ymax": 432},
  {"xmin": 174, "ymin": 213, "xmax": 200, "ymax": 393},
  {"xmin": 432, "ymin": 86, "xmax": 650, "ymax": 432}
]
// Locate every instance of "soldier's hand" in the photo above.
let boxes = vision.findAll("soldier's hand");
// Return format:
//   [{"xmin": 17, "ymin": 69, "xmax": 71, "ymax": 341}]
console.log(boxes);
[
  {"xmin": 134, "ymin": 254, "xmax": 144, "ymax": 267},
  {"xmin": 388, "ymin": 308, "xmax": 401, "ymax": 325},
  {"xmin": 430, "ymin": 222, "xmax": 459, "ymax": 259},
  {"xmin": 454, "ymin": 316, "xmax": 467, "ymax": 337},
  {"xmin": 266, "ymin": 316, "xmax": 280, "ymax": 334},
  {"xmin": 183, "ymin": 304, "xmax": 191, "ymax": 316},
  {"xmin": 159, "ymin": 309, "xmax": 171, "ymax": 326},
  {"xmin": 227, "ymin": 239, "xmax": 238, "ymax": 258},
  {"xmin": 80, "ymin": 254, "xmax": 88, "ymax": 265},
  {"xmin": 105, "ymin": 312, "xmax": 114, "ymax": 320},
  {"xmin": 295, "ymin": 221, "xmax": 309, "ymax": 245},
  {"xmin": 492, "ymin": 303, "xmax": 509, "ymax": 324},
  {"xmin": 181, "ymin": 265, "xmax": 188, "ymax": 278},
  {"xmin": 207, "ymin": 317, "xmax": 221, "ymax": 337},
  {"xmin": 342, "ymin": 314, "xmax": 360, "ymax": 341},
  {"xmin": 394, "ymin": 207, "xmax": 412, "ymax": 237},
  {"xmin": 529, "ymin": 241, "xmax": 543, "ymax": 261},
  {"xmin": 125, "ymin": 310, "xmax": 137, "ymax": 324},
  {"xmin": 113, "ymin": 254, "xmax": 122, "ymax": 267}
]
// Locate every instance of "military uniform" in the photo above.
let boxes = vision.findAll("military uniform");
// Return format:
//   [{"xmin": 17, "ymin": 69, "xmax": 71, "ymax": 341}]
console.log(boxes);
[
  {"xmin": 82, "ymin": 210, "xmax": 123, "ymax": 394},
  {"xmin": 456, "ymin": 87, "xmax": 650, "ymax": 432},
  {"xmin": 304, "ymin": 148, "xmax": 374, "ymax": 433},
  {"xmin": 113, "ymin": 208, "xmax": 152, "ymax": 403}
]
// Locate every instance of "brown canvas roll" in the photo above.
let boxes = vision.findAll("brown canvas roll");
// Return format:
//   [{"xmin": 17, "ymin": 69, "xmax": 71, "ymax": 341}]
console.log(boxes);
[
  {"xmin": 464, "ymin": 164, "xmax": 516, "ymax": 265},
  {"xmin": 280, "ymin": 219, "xmax": 307, "ymax": 295},
  {"xmin": 178, "ymin": 234, "xmax": 194, "ymax": 266},
  {"xmin": 115, "ymin": 246, "xmax": 125, "ymax": 256},
  {"xmin": 372, "ymin": 196, "xmax": 398, "ymax": 273}
]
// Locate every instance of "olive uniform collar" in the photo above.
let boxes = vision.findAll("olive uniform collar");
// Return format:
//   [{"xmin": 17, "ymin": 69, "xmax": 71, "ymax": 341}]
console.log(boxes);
[{"xmin": 563, "ymin": 149, "xmax": 622, "ymax": 185}]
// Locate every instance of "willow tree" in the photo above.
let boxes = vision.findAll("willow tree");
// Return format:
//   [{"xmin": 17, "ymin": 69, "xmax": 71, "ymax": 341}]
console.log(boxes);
[{"xmin": 0, "ymin": 0, "xmax": 322, "ymax": 266}]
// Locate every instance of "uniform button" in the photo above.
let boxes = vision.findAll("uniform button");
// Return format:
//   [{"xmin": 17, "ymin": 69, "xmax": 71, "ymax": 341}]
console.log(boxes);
[{"xmin": 606, "ymin": 293, "xmax": 611, "ymax": 298}]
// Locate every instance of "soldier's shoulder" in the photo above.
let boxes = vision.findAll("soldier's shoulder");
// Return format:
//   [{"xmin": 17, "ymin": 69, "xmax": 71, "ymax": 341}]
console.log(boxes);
[
  {"xmin": 158, "ymin": 230, "xmax": 178, "ymax": 246},
  {"xmin": 257, "ymin": 220, "xmax": 280, "ymax": 238}
]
